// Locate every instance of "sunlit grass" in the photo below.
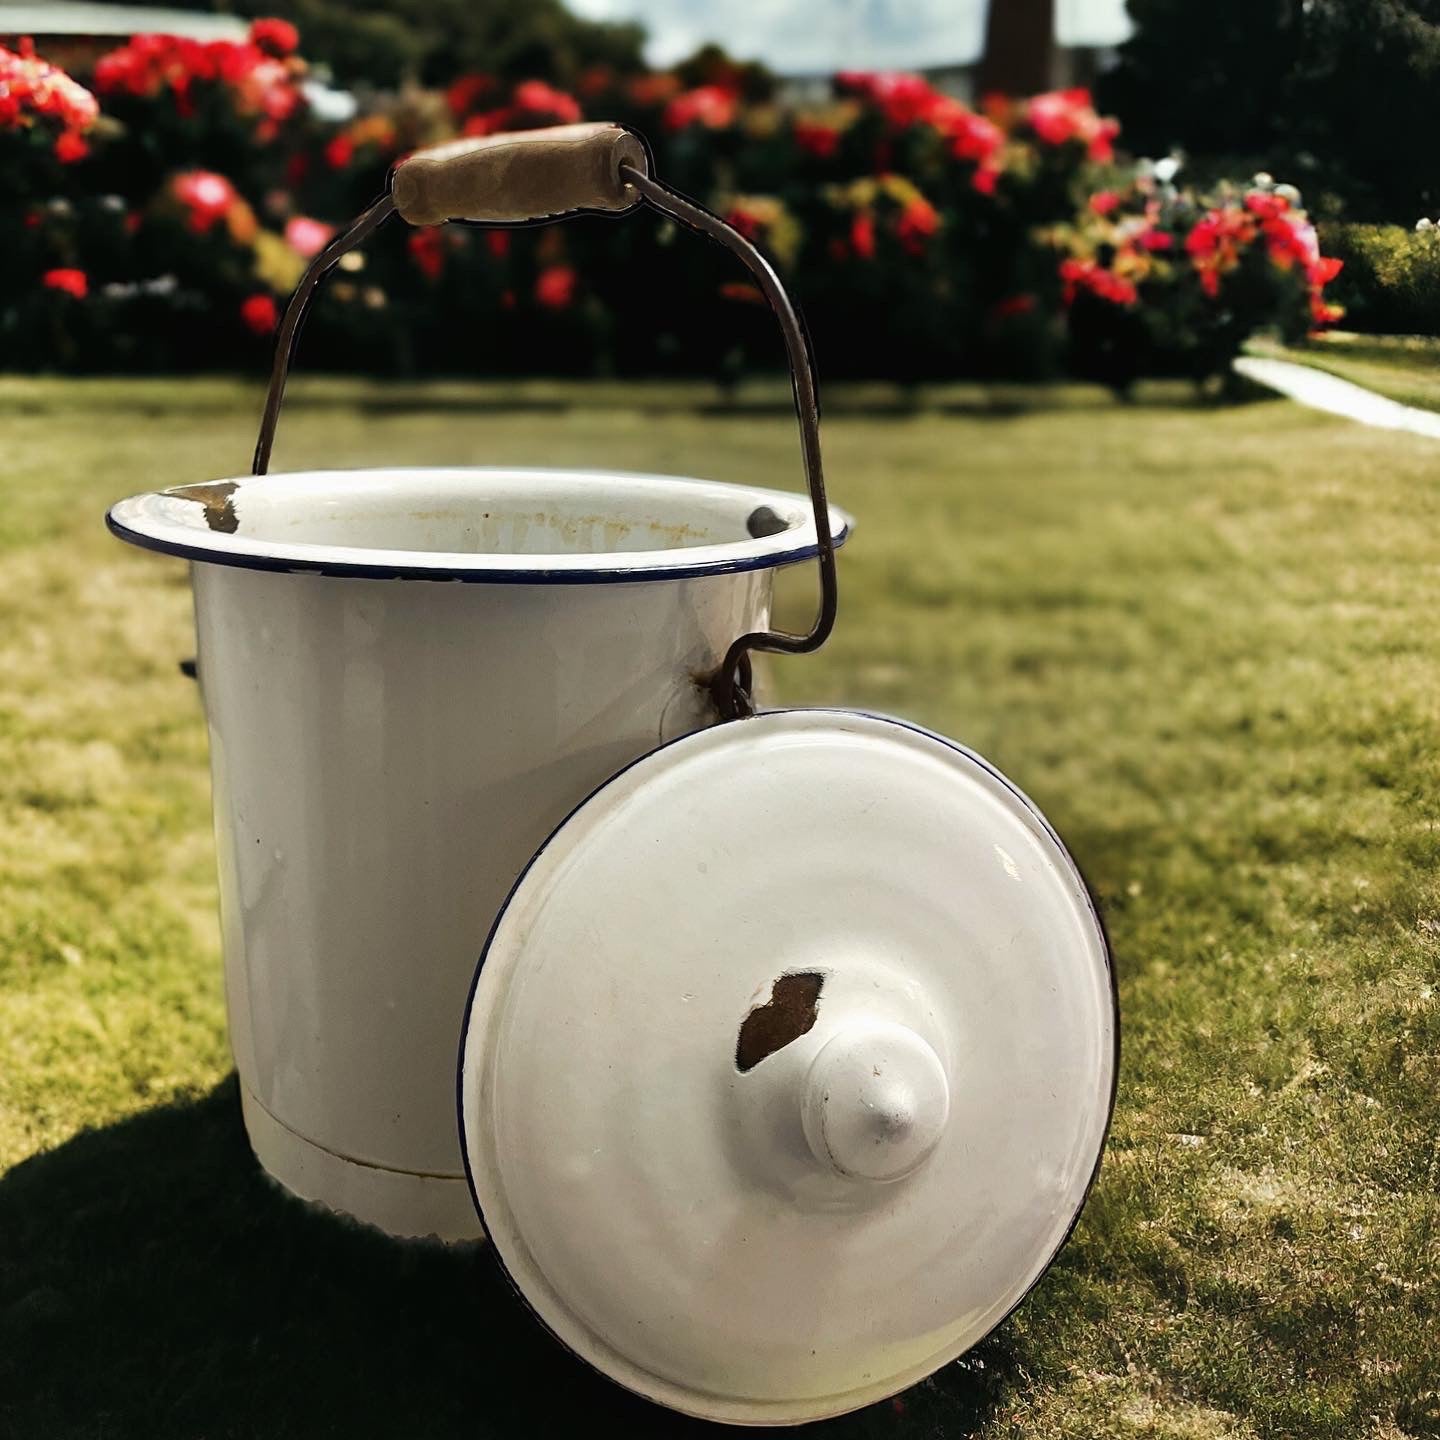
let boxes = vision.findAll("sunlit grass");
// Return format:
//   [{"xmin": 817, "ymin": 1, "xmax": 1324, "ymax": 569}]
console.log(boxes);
[{"xmin": 2, "ymin": 377, "xmax": 1437, "ymax": 1439}]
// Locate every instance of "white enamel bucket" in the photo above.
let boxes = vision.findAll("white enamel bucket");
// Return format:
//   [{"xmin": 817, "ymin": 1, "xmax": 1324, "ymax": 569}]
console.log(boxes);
[
  {"xmin": 109, "ymin": 466, "xmax": 850, "ymax": 1239},
  {"xmin": 107, "ymin": 122, "xmax": 861, "ymax": 1242},
  {"xmin": 107, "ymin": 124, "xmax": 1116, "ymax": 1425}
]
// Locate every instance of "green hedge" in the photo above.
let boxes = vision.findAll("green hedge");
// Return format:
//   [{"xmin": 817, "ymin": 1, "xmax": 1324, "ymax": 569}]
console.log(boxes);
[{"xmin": 1319, "ymin": 223, "xmax": 1440, "ymax": 336}]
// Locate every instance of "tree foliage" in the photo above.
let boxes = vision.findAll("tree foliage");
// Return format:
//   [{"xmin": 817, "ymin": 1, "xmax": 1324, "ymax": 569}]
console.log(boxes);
[
  {"xmin": 1099, "ymin": 0, "xmax": 1440, "ymax": 222},
  {"xmin": 1098, "ymin": 0, "xmax": 1301, "ymax": 164},
  {"xmin": 1291, "ymin": 0, "xmax": 1440, "ymax": 220}
]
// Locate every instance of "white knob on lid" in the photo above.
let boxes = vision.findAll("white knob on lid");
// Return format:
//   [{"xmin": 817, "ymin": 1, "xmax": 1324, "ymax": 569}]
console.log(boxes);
[{"xmin": 800, "ymin": 1021, "xmax": 950, "ymax": 1182}]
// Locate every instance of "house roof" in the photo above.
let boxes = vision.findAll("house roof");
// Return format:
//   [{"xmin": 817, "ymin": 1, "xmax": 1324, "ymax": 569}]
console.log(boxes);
[{"xmin": 0, "ymin": 0, "xmax": 247, "ymax": 41}]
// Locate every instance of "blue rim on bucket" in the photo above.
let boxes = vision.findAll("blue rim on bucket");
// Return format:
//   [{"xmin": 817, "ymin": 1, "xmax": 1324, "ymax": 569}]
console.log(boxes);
[{"xmin": 107, "ymin": 466, "xmax": 853, "ymax": 585}]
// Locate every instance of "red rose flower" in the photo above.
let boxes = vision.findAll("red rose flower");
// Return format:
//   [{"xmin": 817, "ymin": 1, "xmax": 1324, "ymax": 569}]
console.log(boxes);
[
  {"xmin": 725, "ymin": 205, "xmax": 765, "ymax": 242},
  {"xmin": 53, "ymin": 129, "xmax": 89, "ymax": 163},
  {"xmin": 946, "ymin": 108, "xmax": 1004, "ymax": 168},
  {"xmin": 172, "ymin": 170, "xmax": 240, "ymax": 233},
  {"xmin": 628, "ymin": 73, "xmax": 680, "ymax": 108},
  {"xmin": 839, "ymin": 71, "xmax": 937, "ymax": 129},
  {"xmin": 249, "ymin": 18, "xmax": 299, "ymax": 58},
  {"xmin": 462, "ymin": 110, "xmax": 508, "ymax": 137},
  {"xmin": 1027, "ymin": 88, "xmax": 1086, "ymax": 146},
  {"xmin": 1185, "ymin": 205, "xmax": 1258, "ymax": 296},
  {"xmin": 240, "ymin": 292, "xmax": 278, "ymax": 334},
  {"xmin": 850, "ymin": 211, "xmax": 876, "ymax": 260},
  {"xmin": 896, "ymin": 195, "xmax": 940, "ymax": 254},
  {"xmin": 446, "ymin": 74, "xmax": 494, "ymax": 118},
  {"xmin": 1245, "ymin": 191, "xmax": 1292, "ymax": 222},
  {"xmin": 1059, "ymin": 257, "xmax": 1137, "ymax": 307},
  {"xmin": 511, "ymin": 80, "xmax": 581, "ymax": 125},
  {"xmin": 1026, "ymin": 88, "xmax": 1119, "ymax": 162},
  {"xmin": 284, "ymin": 215, "xmax": 335, "ymax": 258},
  {"xmin": 42, "ymin": 268, "xmax": 88, "ymax": 299},
  {"xmin": 1, "ymin": 41, "xmax": 100, "ymax": 146},
  {"xmin": 1087, "ymin": 119, "xmax": 1119, "ymax": 164},
  {"xmin": 663, "ymin": 84, "xmax": 737, "ymax": 132},
  {"xmin": 407, "ymin": 228, "xmax": 445, "ymax": 282},
  {"xmin": 535, "ymin": 264, "xmax": 577, "ymax": 310},
  {"xmin": 324, "ymin": 133, "xmax": 354, "ymax": 169},
  {"xmin": 793, "ymin": 120, "xmax": 840, "ymax": 159},
  {"xmin": 838, "ymin": 70, "xmax": 1007, "ymax": 187},
  {"xmin": 879, "ymin": 73, "xmax": 944, "ymax": 128}
]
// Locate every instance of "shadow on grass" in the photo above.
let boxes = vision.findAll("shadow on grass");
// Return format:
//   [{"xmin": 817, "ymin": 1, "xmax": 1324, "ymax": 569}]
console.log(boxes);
[{"xmin": 0, "ymin": 1077, "xmax": 1010, "ymax": 1440}]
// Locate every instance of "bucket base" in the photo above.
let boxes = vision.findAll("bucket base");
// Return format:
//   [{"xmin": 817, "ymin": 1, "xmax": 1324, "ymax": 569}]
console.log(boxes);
[{"xmin": 240, "ymin": 1086, "xmax": 484, "ymax": 1243}]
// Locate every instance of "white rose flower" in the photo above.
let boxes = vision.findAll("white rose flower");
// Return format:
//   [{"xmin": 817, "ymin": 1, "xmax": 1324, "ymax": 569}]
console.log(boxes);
[
  {"xmin": 1253, "ymin": 171, "xmax": 1275, "ymax": 190},
  {"xmin": 1417, "ymin": 218, "xmax": 1434, "ymax": 232}
]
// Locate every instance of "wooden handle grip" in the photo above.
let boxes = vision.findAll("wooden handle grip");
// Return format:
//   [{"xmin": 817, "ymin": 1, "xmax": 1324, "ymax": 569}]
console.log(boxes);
[{"xmin": 392, "ymin": 122, "xmax": 648, "ymax": 227}]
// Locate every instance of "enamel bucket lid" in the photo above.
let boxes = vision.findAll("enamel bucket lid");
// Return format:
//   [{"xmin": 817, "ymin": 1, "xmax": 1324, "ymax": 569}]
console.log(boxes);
[{"xmin": 460, "ymin": 708, "xmax": 1117, "ymax": 1425}]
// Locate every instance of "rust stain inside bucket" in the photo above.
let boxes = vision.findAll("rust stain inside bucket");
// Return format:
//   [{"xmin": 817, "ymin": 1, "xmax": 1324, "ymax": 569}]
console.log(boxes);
[{"xmin": 735, "ymin": 971, "xmax": 824, "ymax": 1073}]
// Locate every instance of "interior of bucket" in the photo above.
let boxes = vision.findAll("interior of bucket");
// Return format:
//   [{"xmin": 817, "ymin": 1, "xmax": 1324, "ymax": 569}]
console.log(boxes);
[
  {"xmin": 222, "ymin": 469, "xmax": 793, "ymax": 554},
  {"xmin": 108, "ymin": 468, "xmax": 848, "ymax": 579}
]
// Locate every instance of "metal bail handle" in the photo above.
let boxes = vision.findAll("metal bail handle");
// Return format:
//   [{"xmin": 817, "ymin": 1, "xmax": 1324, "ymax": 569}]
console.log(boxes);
[{"xmin": 251, "ymin": 122, "xmax": 838, "ymax": 720}]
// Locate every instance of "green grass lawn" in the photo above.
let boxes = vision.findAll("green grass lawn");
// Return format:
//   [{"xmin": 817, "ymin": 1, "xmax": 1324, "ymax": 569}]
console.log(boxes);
[
  {"xmin": 1259, "ymin": 331, "xmax": 1440, "ymax": 415},
  {"xmin": 3, "ymin": 376, "xmax": 1439, "ymax": 1439}
]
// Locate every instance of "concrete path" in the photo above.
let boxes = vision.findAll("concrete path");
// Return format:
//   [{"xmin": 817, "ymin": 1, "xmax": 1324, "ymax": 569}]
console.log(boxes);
[{"xmin": 1234, "ymin": 355, "xmax": 1440, "ymax": 439}]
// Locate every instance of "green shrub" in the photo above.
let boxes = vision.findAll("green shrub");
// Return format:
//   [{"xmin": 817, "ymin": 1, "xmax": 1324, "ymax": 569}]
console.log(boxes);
[{"xmin": 1319, "ymin": 223, "xmax": 1440, "ymax": 336}]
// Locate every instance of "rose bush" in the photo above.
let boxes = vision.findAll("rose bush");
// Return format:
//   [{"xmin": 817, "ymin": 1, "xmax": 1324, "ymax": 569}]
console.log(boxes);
[
  {"xmin": 1054, "ymin": 170, "xmax": 1343, "ymax": 391},
  {"xmin": 4, "ymin": 30, "xmax": 1345, "ymax": 385},
  {"xmin": 0, "ymin": 39, "xmax": 99, "ymax": 182},
  {"xmin": 90, "ymin": 26, "xmax": 308, "ymax": 187}
]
